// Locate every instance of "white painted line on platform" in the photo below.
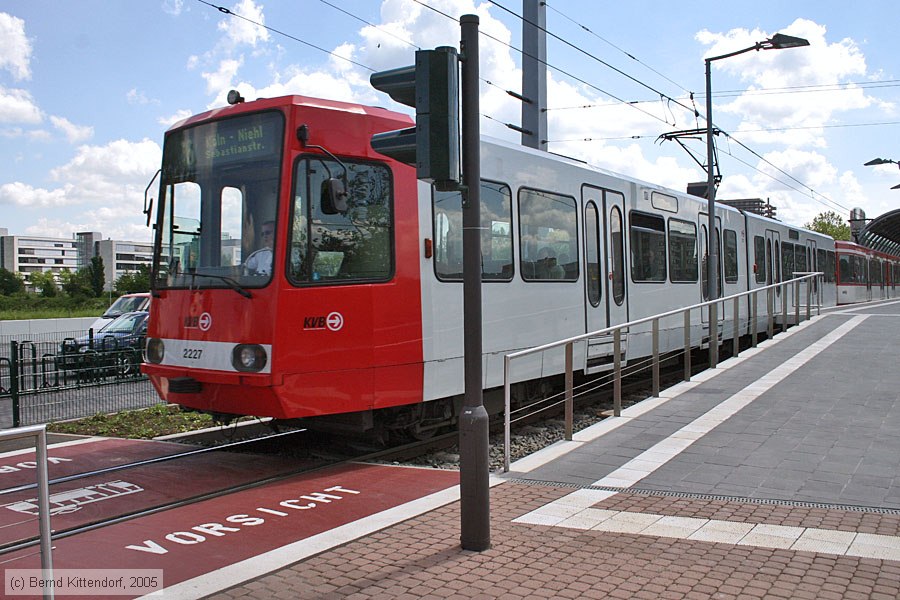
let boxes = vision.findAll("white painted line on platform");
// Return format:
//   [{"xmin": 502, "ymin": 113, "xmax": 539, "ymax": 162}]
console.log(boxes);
[
  {"xmin": 514, "ymin": 505, "xmax": 900, "ymax": 561},
  {"xmin": 590, "ymin": 314, "xmax": 867, "ymax": 489}
]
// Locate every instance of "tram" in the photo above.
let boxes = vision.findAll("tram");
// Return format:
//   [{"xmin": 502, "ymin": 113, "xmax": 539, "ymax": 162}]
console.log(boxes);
[{"xmin": 141, "ymin": 91, "xmax": 837, "ymax": 436}]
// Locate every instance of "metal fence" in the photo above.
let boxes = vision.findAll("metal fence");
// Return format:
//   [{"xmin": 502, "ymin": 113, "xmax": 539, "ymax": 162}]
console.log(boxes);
[
  {"xmin": 0, "ymin": 335, "xmax": 163, "ymax": 428},
  {"xmin": 501, "ymin": 273, "xmax": 825, "ymax": 471}
]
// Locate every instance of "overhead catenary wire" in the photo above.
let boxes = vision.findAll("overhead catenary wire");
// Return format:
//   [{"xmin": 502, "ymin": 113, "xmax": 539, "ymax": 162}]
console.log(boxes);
[{"xmin": 200, "ymin": 0, "xmax": 862, "ymax": 218}]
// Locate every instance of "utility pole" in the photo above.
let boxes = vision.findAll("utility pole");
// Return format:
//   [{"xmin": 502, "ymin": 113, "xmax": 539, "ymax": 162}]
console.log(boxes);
[
  {"xmin": 458, "ymin": 13, "xmax": 490, "ymax": 552},
  {"xmin": 520, "ymin": 0, "xmax": 547, "ymax": 151}
]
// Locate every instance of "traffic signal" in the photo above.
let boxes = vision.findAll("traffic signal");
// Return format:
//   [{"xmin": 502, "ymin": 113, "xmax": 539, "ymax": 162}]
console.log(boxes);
[{"xmin": 370, "ymin": 46, "xmax": 460, "ymax": 191}]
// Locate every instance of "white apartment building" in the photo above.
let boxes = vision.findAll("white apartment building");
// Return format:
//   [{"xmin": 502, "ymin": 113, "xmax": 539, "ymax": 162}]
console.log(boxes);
[{"xmin": 0, "ymin": 228, "xmax": 154, "ymax": 291}]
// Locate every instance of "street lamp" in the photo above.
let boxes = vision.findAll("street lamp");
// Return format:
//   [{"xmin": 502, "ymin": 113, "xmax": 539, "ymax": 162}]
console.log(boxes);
[
  {"xmin": 704, "ymin": 33, "xmax": 809, "ymax": 367},
  {"xmin": 864, "ymin": 158, "xmax": 900, "ymax": 189}
]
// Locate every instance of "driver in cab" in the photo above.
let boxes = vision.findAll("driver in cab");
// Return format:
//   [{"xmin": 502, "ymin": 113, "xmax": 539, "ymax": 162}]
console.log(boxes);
[{"xmin": 245, "ymin": 220, "xmax": 274, "ymax": 276}]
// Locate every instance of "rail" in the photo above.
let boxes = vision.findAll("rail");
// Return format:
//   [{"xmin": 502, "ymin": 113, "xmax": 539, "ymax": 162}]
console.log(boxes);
[
  {"xmin": 0, "ymin": 425, "xmax": 54, "ymax": 599},
  {"xmin": 502, "ymin": 272, "xmax": 824, "ymax": 472}
]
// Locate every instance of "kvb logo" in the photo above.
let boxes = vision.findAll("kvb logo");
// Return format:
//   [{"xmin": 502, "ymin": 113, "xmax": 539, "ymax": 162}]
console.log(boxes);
[{"xmin": 303, "ymin": 312, "xmax": 344, "ymax": 331}]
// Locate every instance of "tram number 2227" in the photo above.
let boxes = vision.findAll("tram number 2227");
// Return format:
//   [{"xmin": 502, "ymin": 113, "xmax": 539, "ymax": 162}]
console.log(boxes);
[{"xmin": 182, "ymin": 348, "xmax": 203, "ymax": 360}]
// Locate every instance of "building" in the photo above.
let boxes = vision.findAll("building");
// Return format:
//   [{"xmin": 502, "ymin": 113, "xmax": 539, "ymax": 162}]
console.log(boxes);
[
  {"xmin": 0, "ymin": 231, "xmax": 80, "ymax": 289},
  {"xmin": 0, "ymin": 229, "xmax": 154, "ymax": 292},
  {"xmin": 93, "ymin": 238, "xmax": 154, "ymax": 290}
]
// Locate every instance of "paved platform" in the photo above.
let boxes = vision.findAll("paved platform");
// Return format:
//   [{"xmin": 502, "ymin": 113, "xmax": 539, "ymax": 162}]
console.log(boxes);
[{"xmin": 208, "ymin": 299, "xmax": 900, "ymax": 599}]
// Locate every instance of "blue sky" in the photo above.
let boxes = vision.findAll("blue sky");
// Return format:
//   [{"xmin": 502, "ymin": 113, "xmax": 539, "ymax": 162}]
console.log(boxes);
[{"xmin": 2, "ymin": 0, "xmax": 898, "ymax": 242}]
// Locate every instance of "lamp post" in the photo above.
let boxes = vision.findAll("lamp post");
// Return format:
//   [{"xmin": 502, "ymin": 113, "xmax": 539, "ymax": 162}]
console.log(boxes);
[
  {"xmin": 864, "ymin": 158, "xmax": 900, "ymax": 189},
  {"xmin": 704, "ymin": 33, "xmax": 809, "ymax": 367}
]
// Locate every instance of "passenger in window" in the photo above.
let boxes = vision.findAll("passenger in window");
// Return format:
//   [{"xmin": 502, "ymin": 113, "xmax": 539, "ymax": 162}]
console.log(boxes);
[{"xmin": 245, "ymin": 220, "xmax": 275, "ymax": 276}]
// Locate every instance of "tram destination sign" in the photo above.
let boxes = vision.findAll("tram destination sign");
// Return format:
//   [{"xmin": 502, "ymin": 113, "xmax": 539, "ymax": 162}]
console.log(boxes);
[{"xmin": 164, "ymin": 111, "xmax": 283, "ymax": 178}]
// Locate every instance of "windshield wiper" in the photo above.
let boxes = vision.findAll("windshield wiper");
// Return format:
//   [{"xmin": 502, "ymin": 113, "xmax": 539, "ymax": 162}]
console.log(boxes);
[{"xmin": 187, "ymin": 271, "xmax": 253, "ymax": 299}]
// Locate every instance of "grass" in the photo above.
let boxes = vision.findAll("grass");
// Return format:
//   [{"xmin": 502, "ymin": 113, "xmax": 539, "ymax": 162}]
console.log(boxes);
[
  {"xmin": 48, "ymin": 404, "xmax": 217, "ymax": 439},
  {"xmin": 1, "ymin": 307, "xmax": 106, "ymax": 320}
]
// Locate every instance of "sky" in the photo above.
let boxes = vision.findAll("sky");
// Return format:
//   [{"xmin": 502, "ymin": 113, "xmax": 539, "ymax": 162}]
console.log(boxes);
[{"xmin": 1, "ymin": 0, "xmax": 899, "ymax": 243}]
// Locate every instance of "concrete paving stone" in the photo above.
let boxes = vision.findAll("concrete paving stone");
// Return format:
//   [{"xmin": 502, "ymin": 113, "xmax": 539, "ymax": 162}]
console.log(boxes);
[
  {"xmin": 591, "ymin": 511, "xmax": 663, "ymax": 533},
  {"xmin": 791, "ymin": 529, "xmax": 857, "ymax": 555}
]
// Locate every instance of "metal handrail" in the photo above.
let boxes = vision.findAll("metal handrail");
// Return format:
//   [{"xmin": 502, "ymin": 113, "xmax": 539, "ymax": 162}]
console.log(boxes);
[
  {"xmin": 502, "ymin": 272, "xmax": 824, "ymax": 471},
  {"xmin": 0, "ymin": 424, "xmax": 54, "ymax": 599}
]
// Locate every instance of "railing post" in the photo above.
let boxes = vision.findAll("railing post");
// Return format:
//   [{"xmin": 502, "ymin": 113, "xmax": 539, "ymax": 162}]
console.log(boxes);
[
  {"xmin": 651, "ymin": 318, "xmax": 659, "ymax": 397},
  {"xmin": 613, "ymin": 328, "xmax": 622, "ymax": 417},
  {"xmin": 11, "ymin": 341, "xmax": 20, "ymax": 428},
  {"xmin": 683, "ymin": 309, "xmax": 691, "ymax": 381},
  {"xmin": 35, "ymin": 426, "xmax": 54, "ymax": 599},
  {"xmin": 767, "ymin": 286, "xmax": 774, "ymax": 339},
  {"xmin": 503, "ymin": 356, "xmax": 511, "ymax": 473},
  {"xmin": 795, "ymin": 280, "xmax": 801, "ymax": 324},
  {"xmin": 732, "ymin": 296, "xmax": 739, "ymax": 358},
  {"xmin": 564, "ymin": 342, "xmax": 573, "ymax": 441},
  {"xmin": 709, "ymin": 301, "xmax": 718, "ymax": 368},
  {"xmin": 806, "ymin": 277, "xmax": 812, "ymax": 321},
  {"xmin": 781, "ymin": 282, "xmax": 788, "ymax": 331},
  {"xmin": 751, "ymin": 291, "xmax": 758, "ymax": 348}
]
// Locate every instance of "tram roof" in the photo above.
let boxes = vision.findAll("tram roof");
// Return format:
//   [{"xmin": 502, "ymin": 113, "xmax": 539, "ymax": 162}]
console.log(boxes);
[{"xmin": 858, "ymin": 208, "xmax": 900, "ymax": 257}]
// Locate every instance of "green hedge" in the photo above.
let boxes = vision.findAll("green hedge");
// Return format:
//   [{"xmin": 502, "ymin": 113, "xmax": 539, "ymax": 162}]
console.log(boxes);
[{"xmin": 0, "ymin": 294, "xmax": 111, "ymax": 320}]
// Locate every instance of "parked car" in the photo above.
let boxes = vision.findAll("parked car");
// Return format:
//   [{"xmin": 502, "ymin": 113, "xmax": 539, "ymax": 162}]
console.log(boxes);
[
  {"xmin": 89, "ymin": 292, "xmax": 151, "ymax": 332},
  {"xmin": 59, "ymin": 311, "xmax": 149, "ymax": 376}
]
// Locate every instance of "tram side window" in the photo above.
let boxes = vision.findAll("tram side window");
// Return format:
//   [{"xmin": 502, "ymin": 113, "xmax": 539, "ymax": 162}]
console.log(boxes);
[
  {"xmin": 288, "ymin": 158, "xmax": 392, "ymax": 284},
  {"xmin": 585, "ymin": 202, "xmax": 601, "ymax": 306},
  {"xmin": 433, "ymin": 180, "xmax": 512, "ymax": 281},
  {"xmin": 723, "ymin": 229, "xmax": 738, "ymax": 283},
  {"xmin": 667, "ymin": 219, "xmax": 697, "ymax": 283},
  {"xmin": 519, "ymin": 188, "xmax": 578, "ymax": 282},
  {"xmin": 753, "ymin": 236, "xmax": 766, "ymax": 283},
  {"xmin": 838, "ymin": 255, "xmax": 851, "ymax": 282},
  {"xmin": 795, "ymin": 246, "xmax": 807, "ymax": 274},
  {"xmin": 629, "ymin": 211, "xmax": 666, "ymax": 282},
  {"xmin": 871, "ymin": 259, "xmax": 882, "ymax": 285},
  {"xmin": 782, "ymin": 242, "xmax": 794, "ymax": 280},
  {"xmin": 816, "ymin": 249, "xmax": 826, "ymax": 280},
  {"xmin": 826, "ymin": 251, "xmax": 835, "ymax": 283}
]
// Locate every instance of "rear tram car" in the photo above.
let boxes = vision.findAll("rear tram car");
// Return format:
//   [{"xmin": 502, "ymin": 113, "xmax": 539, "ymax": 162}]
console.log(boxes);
[
  {"xmin": 835, "ymin": 240, "xmax": 900, "ymax": 304},
  {"xmin": 142, "ymin": 93, "xmax": 836, "ymax": 437}
]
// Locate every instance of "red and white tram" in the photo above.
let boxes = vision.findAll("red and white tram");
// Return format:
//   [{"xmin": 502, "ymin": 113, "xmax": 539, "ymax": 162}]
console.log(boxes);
[
  {"xmin": 142, "ymin": 92, "xmax": 838, "ymax": 435},
  {"xmin": 835, "ymin": 240, "xmax": 900, "ymax": 304}
]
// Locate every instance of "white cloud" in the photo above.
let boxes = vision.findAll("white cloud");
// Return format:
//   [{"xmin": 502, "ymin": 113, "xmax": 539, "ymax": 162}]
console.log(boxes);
[
  {"xmin": 0, "ymin": 12, "xmax": 31, "ymax": 81},
  {"xmin": 0, "ymin": 182, "xmax": 74, "ymax": 208},
  {"xmin": 0, "ymin": 139, "xmax": 161, "ymax": 240},
  {"xmin": 698, "ymin": 19, "xmax": 878, "ymax": 148},
  {"xmin": 158, "ymin": 109, "xmax": 193, "ymax": 128},
  {"xmin": 216, "ymin": 0, "xmax": 269, "ymax": 49},
  {"xmin": 127, "ymin": 88, "xmax": 159, "ymax": 106},
  {"xmin": 202, "ymin": 57, "xmax": 244, "ymax": 96},
  {"xmin": 0, "ymin": 86, "xmax": 42, "ymax": 124},
  {"xmin": 50, "ymin": 116, "xmax": 93, "ymax": 144},
  {"xmin": 161, "ymin": 0, "xmax": 184, "ymax": 17}
]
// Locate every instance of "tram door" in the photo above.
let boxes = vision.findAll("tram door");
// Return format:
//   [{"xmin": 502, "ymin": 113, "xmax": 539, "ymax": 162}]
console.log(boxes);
[
  {"xmin": 766, "ymin": 230, "xmax": 782, "ymax": 314},
  {"xmin": 582, "ymin": 186, "xmax": 627, "ymax": 373},
  {"xmin": 698, "ymin": 215, "xmax": 724, "ymax": 329},
  {"xmin": 805, "ymin": 239, "xmax": 818, "ymax": 305}
]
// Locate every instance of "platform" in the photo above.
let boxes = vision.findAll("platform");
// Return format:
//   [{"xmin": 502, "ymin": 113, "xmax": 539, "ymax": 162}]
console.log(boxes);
[
  {"xmin": 209, "ymin": 299, "xmax": 900, "ymax": 599},
  {"xmin": 6, "ymin": 300, "xmax": 900, "ymax": 598}
]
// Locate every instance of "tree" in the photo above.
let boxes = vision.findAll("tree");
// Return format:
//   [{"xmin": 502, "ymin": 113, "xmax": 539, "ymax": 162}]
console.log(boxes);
[
  {"xmin": 29, "ymin": 270, "xmax": 59, "ymax": 297},
  {"xmin": 115, "ymin": 264, "xmax": 151, "ymax": 294},
  {"xmin": 0, "ymin": 268, "xmax": 25, "ymax": 295},
  {"xmin": 59, "ymin": 268, "xmax": 93, "ymax": 298},
  {"xmin": 805, "ymin": 211, "xmax": 850, "ymax": 241},
  {"xmin": 89, "ymin": 256, "xmax": 105, "ymax": 297}
]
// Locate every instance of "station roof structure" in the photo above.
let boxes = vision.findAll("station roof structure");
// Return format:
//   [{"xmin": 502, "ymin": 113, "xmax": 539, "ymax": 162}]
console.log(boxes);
[{"xmin": 857, "ymin": 208, "xmax": 900, "ymax": 257}]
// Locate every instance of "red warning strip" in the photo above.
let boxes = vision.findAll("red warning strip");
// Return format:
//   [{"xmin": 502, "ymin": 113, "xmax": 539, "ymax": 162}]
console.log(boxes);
[
  {"xmin": 4, "ymin": 463, "xmax": 460, "ymax": 598},
  {"xmin": 0, "ymin": 437, "xmax": 314, "ymax": 546}
]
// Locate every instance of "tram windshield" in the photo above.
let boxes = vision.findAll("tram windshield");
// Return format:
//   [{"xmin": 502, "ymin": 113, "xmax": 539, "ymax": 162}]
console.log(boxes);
[{"xmin": 153, "ymin": 110, "xmax": 284, "ymax": 290}]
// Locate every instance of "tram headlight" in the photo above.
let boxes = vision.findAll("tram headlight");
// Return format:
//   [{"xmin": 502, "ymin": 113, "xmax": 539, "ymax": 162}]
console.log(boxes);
[
  {"xmin": 232, "ymin": 344, "xmax": 267, "ymax": 372},
  {"xmin": 145, "ymin": 338, "xmax": 165, "ymax": 364}
]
